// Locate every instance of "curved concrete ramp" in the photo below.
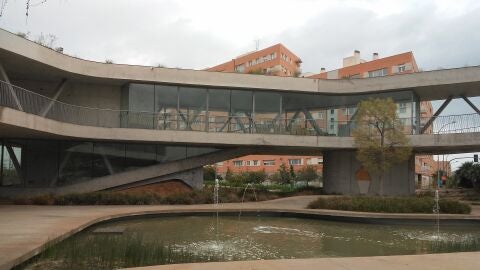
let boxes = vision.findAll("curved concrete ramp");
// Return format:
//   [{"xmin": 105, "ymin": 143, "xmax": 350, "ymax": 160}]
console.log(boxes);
[{"xmin": 0, "ymin": 147, "xmax": 252, "ymax": 198}]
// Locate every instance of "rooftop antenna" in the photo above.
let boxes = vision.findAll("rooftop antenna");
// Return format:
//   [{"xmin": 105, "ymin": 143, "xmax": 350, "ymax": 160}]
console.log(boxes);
[{"xmin": 254, "ymin": 39, "xmax": 260, "ymax": 51}]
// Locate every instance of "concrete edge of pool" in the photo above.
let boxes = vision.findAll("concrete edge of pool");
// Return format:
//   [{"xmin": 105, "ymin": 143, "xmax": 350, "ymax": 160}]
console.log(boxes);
[
  {"xmin": 117, "ymin": 252, "xmax": 480, "ymax": 270},
  {"xmin": 2, "ymin": 197, "xmax": 480, "ymax": 270}
]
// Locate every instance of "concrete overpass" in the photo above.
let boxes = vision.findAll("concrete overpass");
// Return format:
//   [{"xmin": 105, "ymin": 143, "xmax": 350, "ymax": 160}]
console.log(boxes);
[{"xmin": 1, "ymin": 28, "xmax": 480, "ymax": 197}]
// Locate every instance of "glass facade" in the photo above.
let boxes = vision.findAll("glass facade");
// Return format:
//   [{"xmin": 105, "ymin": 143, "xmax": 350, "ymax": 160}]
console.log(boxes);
[
  {"xmin": 0, "ymin": 139, "xmax": 219, "ymax": 188},
  {"xmin": 121, "ymin": 83, "xmax": 417, "ymax": 136}
]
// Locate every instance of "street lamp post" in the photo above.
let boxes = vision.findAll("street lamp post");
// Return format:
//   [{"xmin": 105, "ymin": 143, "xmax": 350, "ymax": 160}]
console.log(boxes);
[{"xmin": 436, "ymin": 121, "xmax": 456, "ymax": 188}]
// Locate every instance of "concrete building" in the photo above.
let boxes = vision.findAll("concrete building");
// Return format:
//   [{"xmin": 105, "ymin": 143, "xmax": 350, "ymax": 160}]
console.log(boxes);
[
  {"xmin": 206, "ymin": 43, "xmax": 302, "ymax": 77},
  {"xmin": 0, "ymin": 29, "xmax": 480, "ymax": 197}
]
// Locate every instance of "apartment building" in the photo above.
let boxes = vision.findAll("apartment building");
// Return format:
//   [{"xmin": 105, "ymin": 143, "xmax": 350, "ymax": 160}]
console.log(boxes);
[
  {"xmin": 215, "ymin": 155, "xmax": 323, "ymax": 175},
  {"xmin": 206, "ymin": 43, "xmax": 302, "ymax": 77}
]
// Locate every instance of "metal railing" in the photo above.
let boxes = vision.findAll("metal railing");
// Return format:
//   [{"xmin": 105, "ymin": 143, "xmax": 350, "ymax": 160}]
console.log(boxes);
[{"xmin": 1, "ymin": 80, "xmax": 479, "ymax": 137}]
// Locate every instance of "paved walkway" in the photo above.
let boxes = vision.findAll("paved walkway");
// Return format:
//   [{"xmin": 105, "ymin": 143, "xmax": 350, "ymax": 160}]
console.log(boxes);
[
  {"xmin": 122, "ymin": 252, "xmax": 480, "ymax": 270},
  {"xmin": 0, "ymin": 195, "xmax": 479, "ymax": 270}
]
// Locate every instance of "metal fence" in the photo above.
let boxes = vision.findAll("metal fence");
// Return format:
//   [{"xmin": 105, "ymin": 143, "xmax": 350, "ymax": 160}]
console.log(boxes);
[{"xmin": 1, "ymin": 80, "xmax": 479, "ymax": 137}]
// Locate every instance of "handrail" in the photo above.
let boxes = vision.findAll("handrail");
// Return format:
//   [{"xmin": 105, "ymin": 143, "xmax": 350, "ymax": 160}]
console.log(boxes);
[{"xmin": 1, "ymin": 80, "xmax": 479, "ymax": 136}]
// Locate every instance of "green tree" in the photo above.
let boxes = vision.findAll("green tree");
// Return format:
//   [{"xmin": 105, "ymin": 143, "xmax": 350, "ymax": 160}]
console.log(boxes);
[
  {"xmin": 297, "ymin": 165, "xmax": 319, "ymax": 186},
  {"xmin": 289, "ymin": 165, "xmax": 296, "ymax": 183},
  {"xmin": 225, "ymin": 167, "xmax": 234, "ymax": 182},
  {"xmin": 248, "ymin": 170, "xmax": 267, "ymax": 184},
  {"xmin": 278, "ymin": 163, "xmax": 291, "ymax": 184},
  {"xmin": 455, "ymin": 162, "xmax": 480, "ymax": 189},
  {"xmin": 353, "ymin": 98, "xmax": 412, "ymax": 196},
  {"xmin": 203, "ymin": 165, "xmax": 216, "ymax": 181}
]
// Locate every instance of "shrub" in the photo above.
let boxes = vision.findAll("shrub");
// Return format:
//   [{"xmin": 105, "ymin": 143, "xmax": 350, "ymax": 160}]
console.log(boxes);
[
  {"xmin": 296, "ymin": 165, "xmax": 319, "ymax": 185},
  {"xmin": 203, "ymin": 166, "xmax": 216, "ymax": 181},
  {"xmin": 307, "ymin": 196, "xmax": 471, "ymax": 214},
  {"xmin": 31, "ymin": 194, "xmax": 55, "ymax": 205},
  {"xmin": 455, "ymin": 162, "xmax": 480, "ymax": 189},
  {"xmin": 16, "ymin": 184, "xmax": 323, "ymax": 206}
]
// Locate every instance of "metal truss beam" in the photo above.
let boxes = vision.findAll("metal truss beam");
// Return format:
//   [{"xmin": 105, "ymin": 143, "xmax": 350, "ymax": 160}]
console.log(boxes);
[
  {"xmin": 462, "ymin": 95, "xmax": 480, "ymax": 114},
  {"xmin": 420, "ymin": 96, "xmax": 453, "ymax": 134}
]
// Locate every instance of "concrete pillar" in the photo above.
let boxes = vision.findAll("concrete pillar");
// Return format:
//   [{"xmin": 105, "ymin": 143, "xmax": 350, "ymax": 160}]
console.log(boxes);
[{"xmin": 323, "ymin": 150, "xmax": 415, "ymax": 196}]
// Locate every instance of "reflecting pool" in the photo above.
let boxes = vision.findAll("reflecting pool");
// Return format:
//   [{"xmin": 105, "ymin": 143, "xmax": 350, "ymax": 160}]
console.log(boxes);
[{"xmin": 19, "ymin": 215, "xmax": 480, "ymax": 270}]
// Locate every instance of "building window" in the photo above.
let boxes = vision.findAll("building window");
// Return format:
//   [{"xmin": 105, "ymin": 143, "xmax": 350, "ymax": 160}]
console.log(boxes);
[
  {"xmin": 245, "ymin": 160, "xmax": 259, "ymax": 166},
  {"xmin": 233, "ymin": 160, "xmax": 243, "ymax": 167},
  {"xmin": 348, "ymin": 107, "xmax": 356, "ymax": 115},
  {"xmin": 398, "ymin": 103, "xmax": 407, "ymax": 113},
  {"xmin": 289, "ymin": 159, "xmax": 302, "ymax": 165},
  {"xmin": 216, "ymin": 162, "xmax": 223, "ymax": 166},
  {"xmin": 330, "ymin": 109, "xmax": 335, "ymax": 114},
  {"xmin": 317, "ymin": 112, "xmax": 324, "ymax": 119},
  {"xmin": 342, "ymin": 108, "xmax": 348, "ymax": 115},
  {"xmin": 398, "ymin": 65, "xmax": 406, "ymax": 73},
  {"xmin": 263, "ymin": 160, "xmax": 275, "ymax": 166},
  {"xmin": 368, "ymin": 68, "xmax": 388, "ymax": 78}
]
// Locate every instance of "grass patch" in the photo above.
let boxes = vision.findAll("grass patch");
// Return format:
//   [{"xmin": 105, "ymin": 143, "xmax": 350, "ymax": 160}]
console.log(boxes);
[
  {"xmin": 307, "ymin": 196, "xmax": 471, "ymax": 214},
  {"xmin": 14, "ymin": 232, "xmax": 229, "ymax": 270}
]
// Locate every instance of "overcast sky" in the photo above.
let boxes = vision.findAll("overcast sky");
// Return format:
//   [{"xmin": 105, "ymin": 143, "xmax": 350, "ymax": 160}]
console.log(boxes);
[{"xmin": 1, "ymin": 0, "xmax": 479, "ymax": 168}]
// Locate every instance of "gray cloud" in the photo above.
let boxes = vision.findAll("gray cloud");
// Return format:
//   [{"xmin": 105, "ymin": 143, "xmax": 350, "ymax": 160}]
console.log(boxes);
[{"xmin": 272, "ymin": 3, "xmax": 480, "ymax": 72}]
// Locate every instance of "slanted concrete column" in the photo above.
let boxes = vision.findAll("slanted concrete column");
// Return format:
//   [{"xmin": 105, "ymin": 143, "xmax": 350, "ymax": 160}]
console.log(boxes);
[{"xmin": 323, "ymin": 150, "xmax": 415, "ymax": 196}]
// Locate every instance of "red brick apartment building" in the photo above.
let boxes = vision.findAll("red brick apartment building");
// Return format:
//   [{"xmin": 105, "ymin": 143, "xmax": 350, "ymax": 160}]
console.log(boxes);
[
  {"xmin": 210, "ymin": 48, "xmax": 435, "ymax": 186},
  {"xmin": 206, "ymin": 43, "xmax": 302, "ymax": 77}
]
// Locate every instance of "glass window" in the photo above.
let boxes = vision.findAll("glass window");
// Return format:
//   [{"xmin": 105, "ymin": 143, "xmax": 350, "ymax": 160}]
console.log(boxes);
[
  {"xmin": 231, "ymin": 90, "xmax": 252, "ymax": 116},
  {"xmin": 368, "ymin": 68, "xmax": 388, "ymax": 78},
  {"xmin": 289, "ymin": 159, "xmax": 302, "ymax": 165},
  {"xmin": 208, "ymin": 89, "xmax": 230, "ymax": 132},
  {"xmin": 155, "ymin": 85, "xmax": 178, "ymax": 130},
  {"xmin": 125, "ymin": 144, "xmax": 157, "ymax": 171},
  {"xmin": 156, "ymin": 145, "xmax": 186, "ymax": 162},
  {"xmin": 128, "ymin": 84, "xmax": 155, "ymax": 112},
  {"xmin": 1, "ymin": 141, "xmax": 22, "ymax": 186},
  {"xmin": 92, "ymin": 143, "xmax": 126, "ymax": 178},
  {"xmin": 23, "ymin": 140, "xmax": 58, "ymax": 187},
  {"xmin": 255, "ymin": 91, "xmax": 282, "ymax": 133},
  {"xmin": 121, "ymin": 84, "xmax": 155, "ymax": 129},
  {"xmin": 233, "ymin": 160, "xmax": 243, "ymax": 167},
  {"xmin": 58, "ymin": 141, "xmax": 93, "ymax": 186},
  {"xmin": 263, "ymin": 160, "xmax": 275, "ymax": 166},
  {"xmin": 231, "ymin": 90, "xmax": 253, "ymax": 133},
  {"xmin": 179, "ymin": 87, "xmax": 207, "ymax": 131},
  {"xmin": 398, "ymin": 103, "xmax": 407, "ymax": 114}
]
